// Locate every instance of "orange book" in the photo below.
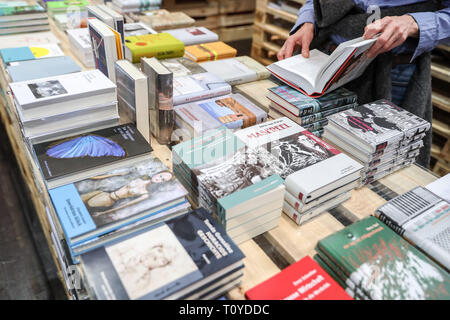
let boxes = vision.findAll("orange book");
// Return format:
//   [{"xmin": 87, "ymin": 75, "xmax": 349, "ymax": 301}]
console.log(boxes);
[{"xmin": 184, "ymin": 41, "xmax": 237, "ymax": 62}]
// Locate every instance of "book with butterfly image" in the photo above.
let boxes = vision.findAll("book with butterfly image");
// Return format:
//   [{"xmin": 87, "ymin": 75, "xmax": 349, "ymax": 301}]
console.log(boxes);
[{"xmin": 33, "ymin": 123, "xmax": 153, "ymax": 189}]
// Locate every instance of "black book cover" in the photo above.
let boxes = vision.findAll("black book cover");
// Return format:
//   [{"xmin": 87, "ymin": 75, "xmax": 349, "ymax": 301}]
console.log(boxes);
[{"xmin": 33, "ymin": 124, "xmax": 152, "ymax": 181}]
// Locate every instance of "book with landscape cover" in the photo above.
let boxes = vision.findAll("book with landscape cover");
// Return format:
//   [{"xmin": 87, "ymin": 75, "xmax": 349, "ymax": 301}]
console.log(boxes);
[
  {"xmin": 184, "ymin": 41, "xmax": 237, "ymax": 63},
  {"xmin": 245, "ymin": 256, "xmax": 353, "ymax": 300},
  {"xmin": 268, "ymin": 86, "xmax": 357, "ymax": 117},
  {"xmin": 267, "ymin": 37, "xmax": 376, "ymax": 98},
  {"xmin": 326, "ymin": 99, "xmax": 431, "ymax": 154},
  {"xmin": 316, "ymin": 216, "xmax": 450, "ymax": 299},
  {"xmin": 234, "ymin": 117, "xmax": 363, "ymax": 202},
  {"xmin": 33, "ymin": 123, "xmax": 152, "ymax": 184},
  {"xmin": 163, "ymin": 27, "xmax": 218, "ymax": 46},
  {"xmin": 48, "ymin": 156, "xmax": 188, "ymax": 249},
  {"xmin": 161, "ymin": 57, "xmax": 206, "ymax": 78},
  {"xmin": 80, "ymin": 207, "xmax": 245, "ymax": 300},
  {"xmin": 124, "ymin": 33, "xmax": 184, "ymax": 63}
]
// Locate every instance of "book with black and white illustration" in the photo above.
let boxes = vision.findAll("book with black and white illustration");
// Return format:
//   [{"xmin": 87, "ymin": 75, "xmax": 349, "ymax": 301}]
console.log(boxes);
[
  {"xmin": 235, "ymin": 117, "xmax": 363, "ymax": 203},
  {"xmin": 267, "ymin": 37, "xmax": 376, "ymax": 97},
  {"xmin": 80, "ymin": 207, "xmax": 245, "ymax": 300},
  {"xmin": 163, "ymin": 27, "xmax": 218, "ymax": 46},
  {"xmin": 161, "ymin": 57, "xmax": 206, "ymax": 78},
  {"xmin": 115, "ymin": 60, "xmax": 150, "ymax": 143},
  {"xmin": 375, "ymin": 187, "xmax": 450, "ymax": 270}
]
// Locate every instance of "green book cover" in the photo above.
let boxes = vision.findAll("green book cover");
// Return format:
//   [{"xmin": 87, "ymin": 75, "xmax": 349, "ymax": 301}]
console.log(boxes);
[
  {"xmin": 0, "ymin": 4, "xmax": 44, "ymax": 16},
  {"xmin": 317, "ymin": 216, "xmax": 450, "ymax": 300},
  {"xmin": 47, "ymin": 0, "xmax": 88, "ymax": 10}
]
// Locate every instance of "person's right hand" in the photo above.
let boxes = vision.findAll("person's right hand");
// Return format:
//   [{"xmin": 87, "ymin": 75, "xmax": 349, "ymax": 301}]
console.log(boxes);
[{"xmin": 277, "ymin": 22, "xmax": 314, "ymax": 61}]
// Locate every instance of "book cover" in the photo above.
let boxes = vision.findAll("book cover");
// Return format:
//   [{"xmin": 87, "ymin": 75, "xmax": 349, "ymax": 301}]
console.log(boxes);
[
  {"xmin": 245, "ymin": 256, "xmax": 353, "ymax": 300},
  {"xmin": 184, "ymin": 41, "xmax": 237, "ymax": 62},
  {"xmin": 200, "ymin": 58, "xmax": 258, "ymax": 86},
  {"xmin": 0, "ymin": 46, "xmax": 34, "ymax": 64},
  {"xmin": 49, "ymin": 156, "xmax": 188, "ymax": 246},
  {"xmin": 80, "ymin": 208, "xmax": 245, "ymax": 300},
  {"xmin": 163, "ymin": 27, "xmax": 218, "ymax": 46},
  {"xmin": 235, "ymin": 56, "xmax": 270, "ymax": 80},
  {"xmin": 124, "ymin": 33, "xmax": 184, "ymax": 63},
  {"xmin": 140, "ymin": 11, "xmax": 195, "ymax": 31},
  {"xmin": 67, "ymin": 28, "xmax": 92, "ymax": 52},
  {"xmin": 124, "ymin": 22, "xmax": 156, "ymax": 37},
  {"xmin": 317, "ymin": 216, "xmax": 450, "ymax": 299},
  {"xmin": 0, "ymin": 3, "xmax": 45, "ymax": 17},
  {"xmin": 33, "ymin": 124, "xmax": 152, "ymax": 181},
  {"xmin": 161, "ymin": 57, "xmax": 206, "ymax": 78}
]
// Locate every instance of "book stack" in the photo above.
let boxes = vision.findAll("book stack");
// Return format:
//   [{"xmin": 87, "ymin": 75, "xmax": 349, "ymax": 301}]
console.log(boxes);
[
  {"xmin": 315, "ymin": 216, "xmax": 450, "ymax": 300},
  {"xmin": 110, "ymin": 0, "xmax": 162, "ymax": 13},
  {"xmin": 163, "ymin": 27, "xmax": 218, "ymax": 46},
  {"xmin": 235, "ymin": 117, "xmax": 363, "ymax": 225},
  {"xmin": 139, "ymin": 11, "xmax": 195, "ymax": 32},
  {"xmin": 79, "ymin": 208, "xmax": 245, "ymax": 300},
  {"xmin": 184, "ymin": 41, "xmax": 237, "ymax": 63},
  {"xmin": 0, "ymin": 2, "xmax": 50, "ymax": 35},
  {"xmin": 0, "ymin": 43, "xmax": 64, "ymax": 66},
  {"xmin": 160, "ymin": 57, "xmax": 206, "ymax": 78},
  {"xmin": 67, "ymin": 28, "xmax": 95, "ymax": 68},
  {"xmin": 323, "ymin": 99, "xmax": 431, "ymax": 186},
  {"xmin": 123, "ymin": 22, "xmax": 156, "ymax": 37},
  {"xmin": 46, "ymin": 0, "xmax": 88, "ymax": 18},
  {"xmin": 124, "ymin": 33, "xmax": 184, "ymax": 64},
  {"xmin": 53, "ymin": 10, "xmax": 87, "ymax": 31},
  {"xmin": 172, "ymin": 127, "xmax": 286, "ymax": 244},
  {"xmin": 200, "ymin": 56, "xmax": 271, "ymax": 86},
  {"xmin": 9, "ymin": 70, "xmax": 119, "ymax": 144},
  {"xmin": 375, "ymin": 186, "xmax": 450, "ymax": 271},
  {"xmin": 267, "ymin": 86, "xmax": 358, "ymax": 138}
]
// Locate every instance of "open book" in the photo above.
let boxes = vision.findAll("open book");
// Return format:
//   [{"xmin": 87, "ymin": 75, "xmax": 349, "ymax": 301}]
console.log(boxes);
[{"xmin": 267, "ymin": 37, "xmax": 377, "ymax": 98}]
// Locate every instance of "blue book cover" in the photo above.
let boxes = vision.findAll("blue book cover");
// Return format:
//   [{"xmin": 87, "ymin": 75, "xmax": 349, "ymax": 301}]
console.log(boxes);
[
  {"xmin": 7, "ymin": 56, "xmax": 81, "ymax": 82},
  {"xmin": 0, "ymin": 46, "xmax": 34, "ymax": 64},
  {"xmin": 80, "ymin": 208, "xmax": 245, "ymax": 300}
]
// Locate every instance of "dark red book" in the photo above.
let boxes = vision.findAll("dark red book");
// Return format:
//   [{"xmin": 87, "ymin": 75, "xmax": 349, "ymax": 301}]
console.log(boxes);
[{"xmin": 245, "ymin": 256, "xmax": 353, "ymax": 300}]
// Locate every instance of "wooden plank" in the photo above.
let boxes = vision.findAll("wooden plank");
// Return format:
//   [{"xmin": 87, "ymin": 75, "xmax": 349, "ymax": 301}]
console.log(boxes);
[
  {"xmin": 217, "ymin": 25, "xmax": 255, "ymax": 42},
  {"xmin": 378, "ymin": 165, "xmax": 438, "ymax": 195},
  {"xmin": 432, "ymin": 91, "xmax": 450, "ymax": 113},
  {"xmin": 340, "ymin": 188, "xmax": 386, "ymax": 221},
  {"xmin": 219, "ymin": 0, "xmax": 256, "ymax": 14},
  {"xmin": 432, "ymin": 118, "xmax": 450, "ymax": 139},
  {"xmin": 431, "ymin": 62, "xmax": 450, "ymax": 83}
]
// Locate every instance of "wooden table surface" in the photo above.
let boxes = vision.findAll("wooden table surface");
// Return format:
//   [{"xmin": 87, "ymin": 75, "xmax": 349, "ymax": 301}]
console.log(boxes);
[{"xmin": 0, "ymin": 11, "xmax": 439, "ymax": 300}]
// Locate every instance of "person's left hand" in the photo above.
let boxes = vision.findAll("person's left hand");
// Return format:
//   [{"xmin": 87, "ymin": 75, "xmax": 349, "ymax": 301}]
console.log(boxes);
[{"xmin": 363, "ymin": 15, "xmax": 419, "ymax": 58}]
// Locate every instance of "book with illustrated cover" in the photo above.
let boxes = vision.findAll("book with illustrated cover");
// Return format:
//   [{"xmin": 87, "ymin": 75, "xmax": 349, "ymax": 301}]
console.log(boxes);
[
  {"xmin": 160, "ymin": 57, "xmax": 205, "ymax": 78},
  {"xmin": 174, "ymin": 93, "xmax": 267, "ymax": 138},
  {"xmin": 375, "ymin": 187, "xmax": 450, "ymax": 271},
  {"xmin": 0, "ymin": 43, "xmax": 63, "ymax": 65},
  {"xmin": 326, "ymin": 99, "xmax": 431, "ymax": 154},
  {"xmin": 234, "ymin": 117, "xmax": 363, "ymax": 202},
  {"xmin": 0, "ymin": 3, "xmax": 47, "ymax": 21},
  {"xmin": 245, "ymin": 256, "xmax": 353, "ymax": 300},
  {"xmin": 173, "ymin": 72, "xmax": 231, "ymax": 106},
  {"xmin": 184, "ymin": 41, "xmax": 237, "ymax": 63},
  {"xmin": 163, "ymin": 27, "xmax": 218, "ymax": 46},
  {"xmin": 33, "ymin": 124, "xmax": 153, "ymax": 187},
  {"xmin": 115, "ymin": 59, "xmax": 149, "ymax": 143},
  {"xmin": 49, "ymin": 156, "xmax": 188, "ymax": 249},
  {"xmin": 141, "ymin": 57, "xmax": 174, "ymax": 145},
  {"xmin": 46, "ymin": 0, "xmax": 88, "ymax": 16},
  {"xmin": 80, "ymin": 208, "xmax": 245, "ymax": 300},
  {"xmin": 112, "ymin": 0, "xmax": 162, "ymax": 13},
  {"xmin": 267, "ymin": 86, "xmax": 357, "ymax": 117},
  {"xmin": 124, "ymin": 33, "xmax": 184, "ymax": 63},
  {"xmin": 316, "ymin": 216, "xmax": 450, "ymax": 300},
  {"xmin": 140, "ymin": 11, "xmax": 195, "ymax": 31},
  {"xmin": 200, "ymin": 58, "xmax": 259, "ymax": 86}
]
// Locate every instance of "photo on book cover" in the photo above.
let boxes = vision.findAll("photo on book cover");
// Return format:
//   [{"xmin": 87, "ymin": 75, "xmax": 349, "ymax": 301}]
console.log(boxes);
[
  {"xmin": 73, "ymin": 158, "xmax": 186, "ymax": 227},
  {"xmin": 28, "ymin": 80, "xmax": 68, "ymax": 99},
  {"xmin": 186, "ymin": 28, "xmax": 206, "ymax": 36}
]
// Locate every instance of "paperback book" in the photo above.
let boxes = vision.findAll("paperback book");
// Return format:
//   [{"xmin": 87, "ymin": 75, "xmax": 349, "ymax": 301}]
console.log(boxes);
[
  {"xmin": 124, "ymin": 33, "xmax": 184, "ymax": 63},
  {"xmin": 163, "ymin": 27, "xmax": 218, "ymax": 46},
  {"xmin": 160, "ymin": 57, "xmax": 206, "ymax": 78},
  {"xmin": 184, "ymin": 41, "xmax": 237, "ymax": 62}
]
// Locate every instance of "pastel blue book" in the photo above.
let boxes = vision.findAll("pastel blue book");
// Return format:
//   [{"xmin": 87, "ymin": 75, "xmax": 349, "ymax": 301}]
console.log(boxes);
[
  {"xmin": 0, "ymin": 46, "xmax": 34, "ymax": 64},
  {"xmin": 7, "ymin": 56, "xmax": 81, "ymax": 82}
]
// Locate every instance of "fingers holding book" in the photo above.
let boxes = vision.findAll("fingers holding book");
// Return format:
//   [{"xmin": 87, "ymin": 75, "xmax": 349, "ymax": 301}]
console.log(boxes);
[{"xmin": 278, "ymin": 22, "xmax": 314, "ymax": 61}]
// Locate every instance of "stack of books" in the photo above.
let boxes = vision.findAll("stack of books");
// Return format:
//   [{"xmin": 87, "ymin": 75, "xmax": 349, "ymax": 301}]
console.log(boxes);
[
  {"xmin": 235, "ymin": 117, "xmax": 363, "ymax": 225},
  {"xmin": 124, "ymin": 33, "xmax": 184, "ymax": 64},
  {"xmin": 9, "ymin": 70, "xmax": 119, "ymax": 143},
  {"xmin": 0, "ymin": 2, "xmax": 50, "ymax": 35},
  {"xmin": 323, "ymin": 99, "xmax": 431, "ymax": 186},
  {"xmin": 160, "ymin": 57, "xmax": 206, "ymax": 78},
  {"xmin": 52, "ymin": 10, "xmax": 87, "ymax": 31},
  {"xmin": 110, "ymin": 0, "xmax": 162, "ymax": 13},
  {"xmin": 46, "ymin": 0, "xmax": 88, "ymax": 18},
  {"xmin": 163, "ymin": 27, "xmax": 218, "ymax": 46},
  {"xmin": 172, "ymin": 127, "xmax": 286, "ymax": 244},
  {"xmin": 123, "ymin": 22, "xmax": 156, "ymax": 37},
  {"xmin": 139, "ymin": 11, "xmax": 195, "ymax": 32},
  {"xmin": 67, "ymin": 28, "xmax": 95, "ymax": 68},
  {"xmin": 375, "ymin": 186, "xmax": 450, "ymax": 271},
  {"xmin": 315, "ymin": 216, "xmax": 450, "ymax": 300},
  {"xmin": 184, "ymin": 41, "xmax": 237, "ymax": 63},
  {"xmin": 267, "ymin": 86, "xmax": 358, "ymax": 138},
  {"xmin": 79, "ymin": 208, "xmax": 245, "ymax": 300}
]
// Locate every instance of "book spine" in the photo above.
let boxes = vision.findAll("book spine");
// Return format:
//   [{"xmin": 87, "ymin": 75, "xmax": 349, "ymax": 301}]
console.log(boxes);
[
  {"xmin": 155, "ymin": 72, "xmax": 174, "ymax": 145},
  {"xmin": 374, "ymin": 212, "xmax": 406, "ymax": 236}
]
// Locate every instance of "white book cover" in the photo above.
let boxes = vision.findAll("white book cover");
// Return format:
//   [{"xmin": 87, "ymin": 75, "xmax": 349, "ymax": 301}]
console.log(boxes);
[
  {"xmin": 163, "ymin": 27, "xmax": 218, "ymax": 46},
  {"xmin": 10, "ymin": 70, "xmax": 116, "ymax": 109},
  {"xmin": 67, "ymin": 28, "xmax": 93, "ymax": 52},
  {"xmin": 0, "ymin": 31, "xmax": 60, "ymax": 49},
  {"xmin": 200, "ymin": 58, "xmax": 258, "ymax": 85},
  {"xmin": 235, "ymin": 117, "xmax": 363, "ymax": 202},
  {"xmin": 28, "ymin": 43, "xmax": 64, "ymax": 59}
]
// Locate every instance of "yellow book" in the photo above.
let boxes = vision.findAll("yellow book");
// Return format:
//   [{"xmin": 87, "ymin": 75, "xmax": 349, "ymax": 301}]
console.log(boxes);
[{"xmin": 184, "ymin": 41, "xmax": 237, "ymax": 62}]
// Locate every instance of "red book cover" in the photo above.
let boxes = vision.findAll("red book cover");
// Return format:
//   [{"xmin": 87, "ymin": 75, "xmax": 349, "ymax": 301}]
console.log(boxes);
[{"xmin": 245, "ymin": 256, "xmax": 353, "ymax": 300}]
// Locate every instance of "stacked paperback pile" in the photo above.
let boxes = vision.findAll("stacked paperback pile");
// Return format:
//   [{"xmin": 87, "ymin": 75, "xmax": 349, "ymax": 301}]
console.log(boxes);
[
  {"xmin": 235, "ymin": 117, "xmax": 363, "ymax": 225},
  {"xmin": 9, "ymin": 70, "xmax": 119, "ymax": 143},
  {"xmin": 110, "ymin": 0, "xmax": 162, "ymax": 13},
  {"xmin": 315, "ymin": 216, "xmax": 450, "ymax": 300},
  {"xmin": 79, "ymin": 208, "xmax": 244, "ymax": 300},
  {"xmin": 0, "ymin": 2, "xmax": 50, "ymax": 35},
  {"xmin": 267, "ymin": 86, "xmax": 358, "ymax": 138},
  {"xmin": 172, "ymin": 127, "xmax": 286, "ymax": 244},
  {"xmin": 375, "ymin": 186, "xmax": 450, "ymax": 271},
  {"xmin": 323, "ymin": 99, "xmax": 431, "ymax": 186},
  {"xmin": 67, "ymin": 28, "xmax": 95, "ymax": 68},
  {"xmin": 46, "ymin": 0, "xmax": 88, "ymax": 17}
]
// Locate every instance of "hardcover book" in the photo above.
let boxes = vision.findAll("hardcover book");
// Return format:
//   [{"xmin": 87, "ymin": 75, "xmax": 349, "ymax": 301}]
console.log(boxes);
[
  {"xmin": 160, "ymin": 57, "xmax": 206, "ymax": 78},
  {"xmin": 245, "ymin": 256, "xmax": 353, "ymax": 300},
  {"xmin": 124, "ymin": 33, "xmax": 184, "ymax": 64},
  {"xmin": 163, "ymin": 27, "xmax": 218, "ymax": 46},
  {"xmin": 184, "ymin": 41, "xmax": 237, "ymax": 63},
  {"xmin": 316, "ymin": 216, "xmax": 450, "ymax": 299},
  {"xmin": 80, "ymin": 208, "xmax": 245, "ymax": 300}
]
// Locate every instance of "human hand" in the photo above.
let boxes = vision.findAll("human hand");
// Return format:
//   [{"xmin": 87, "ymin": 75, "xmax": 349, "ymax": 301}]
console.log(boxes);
[
  {"xmin": 363, "ymin": 15, "xmax": 419, "ymax": 58},
  {"xmin": 277, "ymin": 22, "xmax": 314, "ymax": 60}
]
